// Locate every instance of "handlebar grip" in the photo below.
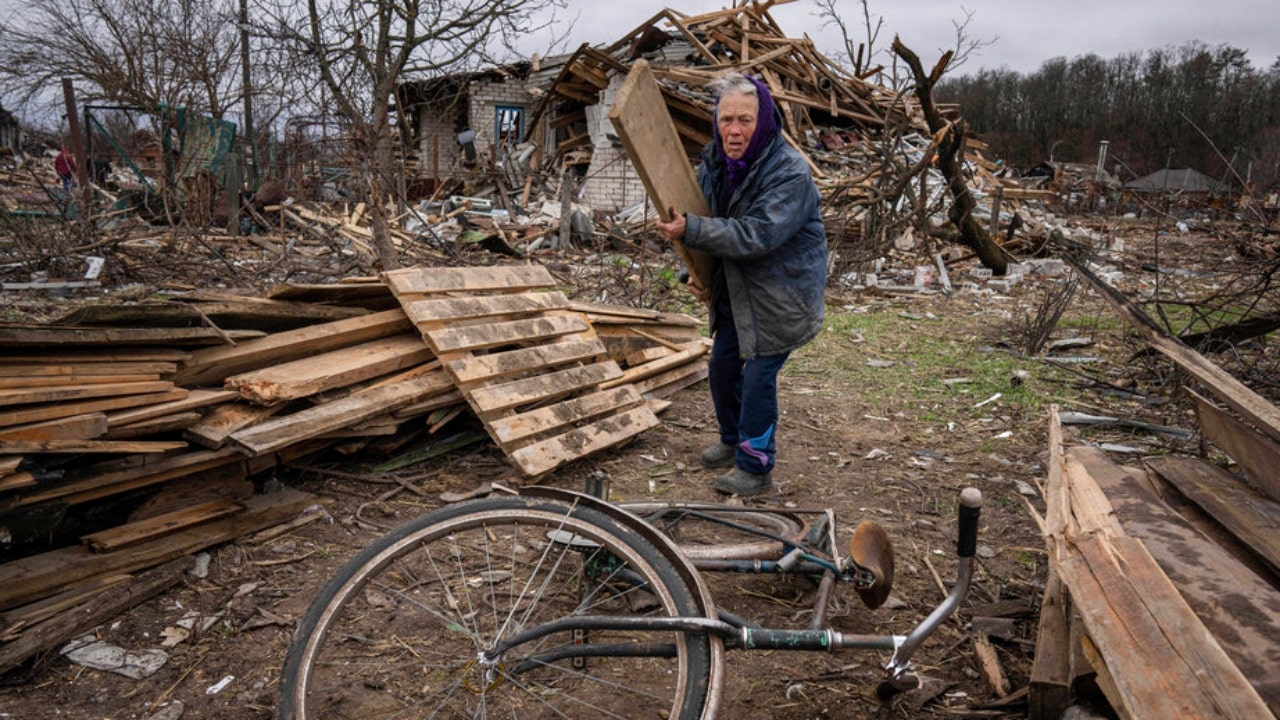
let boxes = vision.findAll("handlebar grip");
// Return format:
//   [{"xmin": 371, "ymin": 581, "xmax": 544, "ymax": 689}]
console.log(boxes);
[{"xmin": 956, "ymin": 487, "xmax": 982, "ymax": 558}]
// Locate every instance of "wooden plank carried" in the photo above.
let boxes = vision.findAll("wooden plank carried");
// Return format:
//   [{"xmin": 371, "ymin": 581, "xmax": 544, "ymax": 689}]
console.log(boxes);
[
  {"xmin": 0, "ymin": 389, "xmax": 189, "ymax": 429},
  {"xmin": 383, "ymin": 265, "xmax": 556, "ymax": 297},
  {"xmin": 226, "ymin": 334, "xmax": 434, "ymax": 405},
  {"xmin": 174, "ymin": 308, "xmax": 413, "ymax": 387},
  {"xmin": 0, "ymin": 413, "xmax": 107, "ymax": 442},
  {"xmin": 607, "ymin": 60, "xmax": 715, "ymax": 291},
  {"xmin": 1188, "ymin": 387, "xmax": 1280, "ymax": 503},
  {"xmin": 81, "ymin": 499, "xmax": 244, "ymax": 552},
  {"xmin": 1145, "ymin": 455, "xmax": 1280, "ymax": 577},
  {"xmin": 509, "ymin": 406, "xmax": 662, "ymax": 477}
]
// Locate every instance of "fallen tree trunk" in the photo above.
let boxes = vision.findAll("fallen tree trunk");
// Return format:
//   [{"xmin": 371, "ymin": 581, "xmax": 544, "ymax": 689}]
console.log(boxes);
[{"xmin": 891, "ymin": 37, "xmax": 1008, "ymax": 275}]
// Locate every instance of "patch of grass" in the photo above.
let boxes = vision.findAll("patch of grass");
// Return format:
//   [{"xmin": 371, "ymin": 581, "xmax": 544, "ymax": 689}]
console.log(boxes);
[{"xmin": 788, "ymin": 304, "xmax": 1073, "ymax": 417}]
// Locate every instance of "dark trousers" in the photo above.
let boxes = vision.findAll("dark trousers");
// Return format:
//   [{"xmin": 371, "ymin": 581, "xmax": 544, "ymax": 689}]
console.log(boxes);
[{"xmin": 708, "ymin": 298, "xmax": 789, "ymax": 475}]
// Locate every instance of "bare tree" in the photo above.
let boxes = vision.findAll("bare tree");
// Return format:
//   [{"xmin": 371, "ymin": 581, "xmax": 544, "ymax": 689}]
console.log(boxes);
[
  {"xmin": 260, "ymin": 0, "xmax": 568, "ymax": 270},
  {"xmin": 810, "ymin": 1, "xmax": 995, "ymax": 87},
  {"xmin": 0, "ymin": 0, "xmax": 244, "ymax": 119}
]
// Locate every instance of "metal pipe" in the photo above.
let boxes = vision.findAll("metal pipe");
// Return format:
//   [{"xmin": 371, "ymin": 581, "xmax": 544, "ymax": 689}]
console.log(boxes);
[{"xmin": 808, "ymin": 570, "xmax": 837, "ymax": 631}]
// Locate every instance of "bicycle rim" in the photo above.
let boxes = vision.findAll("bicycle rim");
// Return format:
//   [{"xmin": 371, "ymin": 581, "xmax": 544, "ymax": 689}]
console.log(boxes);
[{"xmin": 279, "ymin": 496, "xmax": 712, "ymax": 720}]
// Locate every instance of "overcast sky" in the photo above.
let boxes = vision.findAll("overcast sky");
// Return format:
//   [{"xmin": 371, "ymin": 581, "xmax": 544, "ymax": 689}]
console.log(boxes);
[{"xmin": 540, "ymin": 0, "xmax": 1280, "ymax": 74}]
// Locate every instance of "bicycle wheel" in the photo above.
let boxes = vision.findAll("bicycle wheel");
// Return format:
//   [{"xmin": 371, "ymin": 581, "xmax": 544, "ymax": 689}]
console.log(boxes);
[
  {"xmin": 278, "ymin": 495, "xmax": 713, "ymax": 720},
  {"xmin": 620, "ymin": 502, "xmax": 811, "ymax": 561}
]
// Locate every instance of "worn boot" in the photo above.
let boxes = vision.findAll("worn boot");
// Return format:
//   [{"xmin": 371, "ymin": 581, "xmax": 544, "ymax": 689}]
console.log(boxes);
[
  {"xmin": 699, "ymin": 442, "xmax": 736, "ymax": 468},
  {"xmin": 713, "ymin": 467, "xmax": 773, "ymax": 497}
]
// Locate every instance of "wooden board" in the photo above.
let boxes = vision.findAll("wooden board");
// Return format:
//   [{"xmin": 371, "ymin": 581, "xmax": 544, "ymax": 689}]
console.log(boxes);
[
  {"xmin": 383, "ymin": 265, "xmax": 556, "ymax": 296},
  {"xmin": 0, "ymin": 488, "xmax": 315, "ymax": 611},
  {"xmin": 1057, "ymin": 533, "xmax": 1271, "ymax": 720},
  {"xmin": 103, "ymin": 388, "xmax": 238, "ymax": 428},
  {"xmin": 468, "ymin": 361, "xmax": 623, "ymax": 414},
  {"xmin": 0, "ymin": 413, "xmax": 107, "ymax": 442},
  {"xmin": 1043, "ymin": 408, "xmax": 1273, "ymax": 720},
  {"xmin": 0, "ymin": 381, "xmax": 174, "ymax": 409},
  {"xmin": 428, "ymin": 315, "xmax": 590, "ymax": 354},
  {"xmin": 173, "ymin": 308, "xmax": 413, "ymax": 387},
  {"xmin": 104, "ymin": 411, "xmax": 203, "ymax": 440},
  {"xmin": 607, "ymin": 60, "xmax": 715, "ymax": 291},
  {"xmin": 0, "ymin": 362, "xmax": 177, "ymax": 378},
  {"xmin": 0, "ymin": 440, "xmax": 186, "ymax": 455},
  {"xmin": 0, "ymin": 325, "xmax": 229, "ymax": 347},
  {"xmin": 226, "ymin": 334, "xmax": 434, "ymax": 405},
  {"xmin": 403, "ymin": 292, "xmax": 571, "ymax": 325},
  {"xmin": 1071, "ymin": 262, "xmax": 1280, "ymax": 445},
  {"xmin": 184, "ymin": 402, "xmax": 284, "ymax": 449},
  {"xmin": 446, "ymin": 336, "xmax": 603, "ymax": 384},
  {"xmin": 1145, "ymin": 455, "xmax": 1280, "ymax": 577},
  {"xmin": 229, "ymin": 371, "xmax": 455, "ymax": 456},
  {"xmin": 0, "ymin": 389, "xmax": 189, "ymax": 429},
  {"xmin": 0, "ymin": 373, "xmax": 160, "ymax": 390},
  {"xmin": 1188, "ymin": 387, "xmax": 1280, "ymax": 503},
  {"xmin": 487, "ymin": 386, "xmax": 645, "ymax": 447},
  {"xmin": 81, "ymin": 499, "xmax": 243, "ymax": 552},
  {"xmin": 11, "ymin": 448, "xmax": 243, "ymax": 507},
  {"xmin": 1084, "ymin": 448, "xmax": 1280, "ymax": 714},
  {"xmin": 508, "ymin": 406, "xmax": 662, "ymax": 477}
]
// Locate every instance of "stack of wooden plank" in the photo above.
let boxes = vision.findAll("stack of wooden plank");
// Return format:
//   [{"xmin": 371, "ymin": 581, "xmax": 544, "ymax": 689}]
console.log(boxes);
[{"xmin": 0, "ymin": 264, "xmax": 710, "ymax": 673}]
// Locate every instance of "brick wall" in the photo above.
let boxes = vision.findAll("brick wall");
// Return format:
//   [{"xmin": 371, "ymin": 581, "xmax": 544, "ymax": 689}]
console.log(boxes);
[{"xmin": 578, "ymin": 74, "xmax": 650, "ymax": 213}]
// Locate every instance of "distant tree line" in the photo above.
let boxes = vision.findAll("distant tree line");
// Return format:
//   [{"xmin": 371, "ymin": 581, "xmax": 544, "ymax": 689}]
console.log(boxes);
[{"xmin": 936, "ymin": 42, "xmax": 1280, "ymax": 190}]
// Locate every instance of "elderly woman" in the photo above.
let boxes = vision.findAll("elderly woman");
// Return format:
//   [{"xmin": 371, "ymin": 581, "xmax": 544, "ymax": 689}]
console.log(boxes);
[{"xmin": 657, "ymin": 72, "xmax": 827, "ymax": 497}]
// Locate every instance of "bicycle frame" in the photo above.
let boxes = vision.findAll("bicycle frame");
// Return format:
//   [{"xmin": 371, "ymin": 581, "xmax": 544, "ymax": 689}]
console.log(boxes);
[{"xmin": 516, "ymin": 485, "xmax": 983, "ymax": 702}]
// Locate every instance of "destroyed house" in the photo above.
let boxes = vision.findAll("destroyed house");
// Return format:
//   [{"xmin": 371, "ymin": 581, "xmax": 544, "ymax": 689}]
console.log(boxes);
[{"xmin": 396, "ymin": 4, "xmax": 927, "ymax": 214}]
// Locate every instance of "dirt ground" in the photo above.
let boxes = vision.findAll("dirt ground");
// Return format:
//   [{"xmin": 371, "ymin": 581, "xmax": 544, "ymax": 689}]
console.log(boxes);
[{"xmin": 2, "ymin": 220, "xmax": 1270, "ymax": 719}]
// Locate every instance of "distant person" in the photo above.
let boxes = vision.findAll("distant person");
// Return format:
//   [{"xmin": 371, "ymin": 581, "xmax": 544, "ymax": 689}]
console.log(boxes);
[
  {"xmin": 55, "ymin": 147, "xmax": 76, "ymax": 192},
  {"xmin": 656, "ymin": 71, "xmax": 827, "ymax": 498}
]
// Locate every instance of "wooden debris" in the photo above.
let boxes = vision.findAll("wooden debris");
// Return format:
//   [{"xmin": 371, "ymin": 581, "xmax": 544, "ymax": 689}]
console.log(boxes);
[
  {"xmin": 1042, "ymin": 407, "xmax": 1272, "ymax": 720},
  {"xmin": 384, "ymin": 265, "xmax": 664, "ymax": 478}
]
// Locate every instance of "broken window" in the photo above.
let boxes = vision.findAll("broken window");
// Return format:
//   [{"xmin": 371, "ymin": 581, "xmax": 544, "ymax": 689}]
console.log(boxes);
[{"xmin": 495, "ymin": 106, "xmax": 523, "ymax": 160}]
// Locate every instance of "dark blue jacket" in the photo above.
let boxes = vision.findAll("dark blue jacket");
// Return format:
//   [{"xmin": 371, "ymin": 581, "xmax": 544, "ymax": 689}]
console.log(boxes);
[{"xmin": 684, "ymin": 134, "xmax": 827, "ymax": 358}]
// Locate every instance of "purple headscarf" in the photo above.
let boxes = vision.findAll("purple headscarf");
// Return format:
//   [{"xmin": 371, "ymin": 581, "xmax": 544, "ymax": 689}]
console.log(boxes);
[{"xmin": 713, "ymin": 75, "xmax": 780, "ymax": 198}]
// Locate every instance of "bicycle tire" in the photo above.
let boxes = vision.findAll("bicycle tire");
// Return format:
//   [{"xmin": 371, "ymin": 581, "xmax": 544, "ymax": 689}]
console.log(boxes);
[
  {"xmin": 620, "ymin": 502, "xmax": 811, "ymax": 561},
  {"xmin": 278, "ymin": 495, "xmax": 713, "ymax": 720}
]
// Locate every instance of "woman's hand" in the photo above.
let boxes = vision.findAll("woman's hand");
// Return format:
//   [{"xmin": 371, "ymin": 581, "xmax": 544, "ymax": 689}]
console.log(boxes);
[
  {"xmin": 655, "ymin": 206, "xmax": 686, "ymax": 244},
  {"xmin": 687, "ymin": 280, "xmax": 710, "ymax": 304}
]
